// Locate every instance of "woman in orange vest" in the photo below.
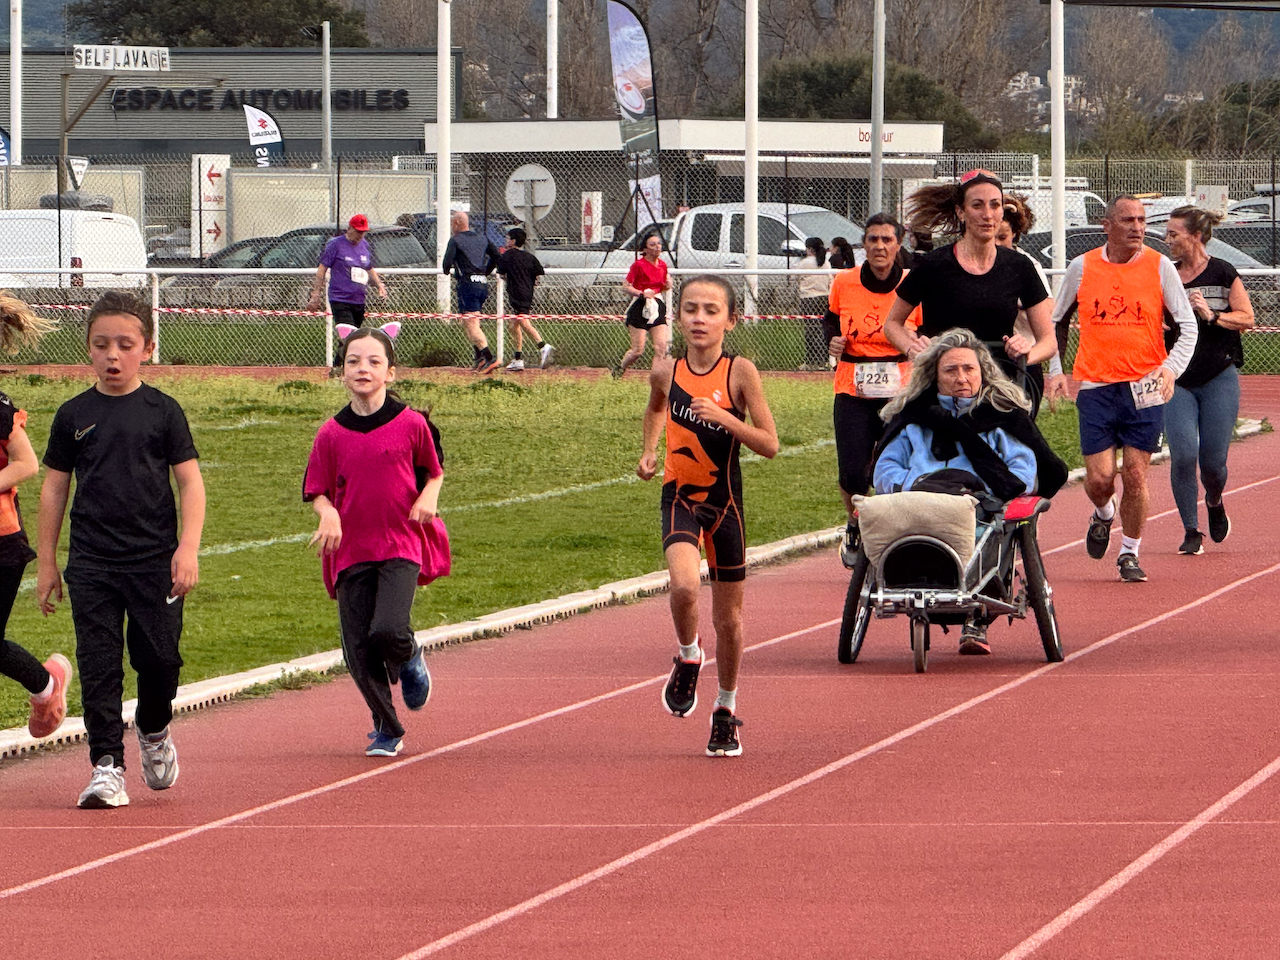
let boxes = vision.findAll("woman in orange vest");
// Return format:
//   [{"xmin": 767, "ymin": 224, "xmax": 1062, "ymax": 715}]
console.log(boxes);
[{"xmin": 821, "ymin": 213, "xmax": 920, "ymax": 566}]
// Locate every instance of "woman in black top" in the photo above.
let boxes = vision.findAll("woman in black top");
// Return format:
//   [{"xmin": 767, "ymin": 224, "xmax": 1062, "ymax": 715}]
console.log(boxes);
[
  {"xmin": 1163, "ymin": 206, "xmax": 1255, "ymax": 556},
  {"xmin": 883, "ymin": 170, "xmax": 1058, "ymax": 391}
]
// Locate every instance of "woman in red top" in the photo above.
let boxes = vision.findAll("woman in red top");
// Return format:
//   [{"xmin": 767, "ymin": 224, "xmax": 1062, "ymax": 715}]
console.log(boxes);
[{"xmin": 616, "ymin": 233, "xmax": 672, "ymax": 377}]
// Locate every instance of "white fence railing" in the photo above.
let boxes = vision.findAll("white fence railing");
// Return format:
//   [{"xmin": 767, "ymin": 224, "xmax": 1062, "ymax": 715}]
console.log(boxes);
[{"xmin": 5, "ymin": 266, "xmax": 1279, "ymax": 372}]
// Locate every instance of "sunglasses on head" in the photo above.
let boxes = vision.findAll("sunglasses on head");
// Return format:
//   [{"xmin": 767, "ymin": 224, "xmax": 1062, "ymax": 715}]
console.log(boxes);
[{"xmin": 959, "ymin": 169, "xmax": 1003, "ymax": 191}]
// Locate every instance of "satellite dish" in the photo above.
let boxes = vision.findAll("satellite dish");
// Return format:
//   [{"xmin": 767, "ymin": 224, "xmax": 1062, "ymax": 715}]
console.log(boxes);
[{"xmin": 505, "ymin": 163, "xmax": 556, "ymax": 222}]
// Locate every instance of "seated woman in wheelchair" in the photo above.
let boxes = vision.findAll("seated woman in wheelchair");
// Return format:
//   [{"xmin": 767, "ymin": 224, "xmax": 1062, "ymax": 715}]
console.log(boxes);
[{"xmin": 872, "ymin": 328, "xmax": 1067, "ymax": 653}]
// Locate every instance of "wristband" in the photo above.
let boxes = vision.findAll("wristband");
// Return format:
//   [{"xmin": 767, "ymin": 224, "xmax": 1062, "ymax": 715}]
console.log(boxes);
[{"xmin": 1211, "ymin": 309, "xmax": 1222, "ymax": 326}]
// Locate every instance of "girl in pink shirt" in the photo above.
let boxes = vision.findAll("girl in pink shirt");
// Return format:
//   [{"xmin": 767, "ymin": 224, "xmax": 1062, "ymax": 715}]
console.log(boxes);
[{"xmin": 305, "ymin": 326, "xmax": 447, "ymax": 757}]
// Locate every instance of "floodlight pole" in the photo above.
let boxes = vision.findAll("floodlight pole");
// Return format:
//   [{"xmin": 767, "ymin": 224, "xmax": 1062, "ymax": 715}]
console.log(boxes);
[
  {"xmin": 1050, "ymin": 0, "xmax": 1066, "ymax": 277},
  {"xmin": 745, "ymin": 0, "xmax": 759, "ymax": 312},
  {"xmin": 9, "ymin": 0, "xmax": 21, "ymax": 164},
  {"xmin": 869, "ymin": 0, "xmax": 886, "ymax": 214},
  {"xmin": 547, "ymin": 0, "xmax": 558, "ymax": 119},
  {"xmin": 436, "ymin": 0, "xmax": 452, "ymax": 309}
]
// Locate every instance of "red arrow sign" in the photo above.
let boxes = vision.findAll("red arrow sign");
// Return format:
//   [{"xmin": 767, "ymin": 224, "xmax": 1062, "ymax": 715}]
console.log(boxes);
[
  {"xmin": 206, "ymin": 166, "xmax": 222, "ymax": 186},
  {"xmin": 205, "ymin": 221, "xmax": 223, "ymax": 241}
]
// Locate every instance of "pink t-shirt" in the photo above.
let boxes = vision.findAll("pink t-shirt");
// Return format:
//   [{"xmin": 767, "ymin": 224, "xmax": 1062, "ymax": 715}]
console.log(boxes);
[{"xmin": 304, "ymin": 403, "xmax": 445, "ymax": 598}]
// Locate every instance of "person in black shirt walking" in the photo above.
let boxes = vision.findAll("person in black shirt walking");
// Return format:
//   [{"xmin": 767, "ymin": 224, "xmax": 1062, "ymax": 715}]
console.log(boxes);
[
  {"xmin": 37, "ymin": 290, "xmax": 206, "ymax": 809},
  {"xmin": 496, "ymin": 228, "xmax": 555, "ymax": 371}
]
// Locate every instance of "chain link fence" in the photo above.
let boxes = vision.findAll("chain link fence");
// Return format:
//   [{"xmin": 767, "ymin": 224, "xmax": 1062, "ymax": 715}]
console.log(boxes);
[
  {"xmin": 4, "ymin": 266, "xmax": 1280, "ymax": 375},
  {"xmin": 3, "ymin": 148, "xmax": 1280, "ymax": 371}
]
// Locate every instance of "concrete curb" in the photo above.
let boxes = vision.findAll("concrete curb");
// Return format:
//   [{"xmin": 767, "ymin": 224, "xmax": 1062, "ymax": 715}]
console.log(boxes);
[{"xmin": 2, "ymin": 419, "xmax": 1265, "ymax": 761}]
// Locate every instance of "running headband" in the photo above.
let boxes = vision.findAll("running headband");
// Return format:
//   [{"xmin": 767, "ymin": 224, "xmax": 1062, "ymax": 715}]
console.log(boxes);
[{"xmin": 958, "ymin": 168, "xmax": 1003, "ymax": 192}]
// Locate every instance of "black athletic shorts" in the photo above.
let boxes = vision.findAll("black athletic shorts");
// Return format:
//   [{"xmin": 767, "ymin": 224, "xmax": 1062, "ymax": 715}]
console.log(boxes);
[
  {"xmin": 330, "ymin": 301, "xmax": 366, "ymax": 328},
  {"xmin": 661, "ymin": 484, "xmax": 746, "ymax": 582},
  {"xmin": 625, "ymin": 296, "xmax": 667, "ymax": 329}
]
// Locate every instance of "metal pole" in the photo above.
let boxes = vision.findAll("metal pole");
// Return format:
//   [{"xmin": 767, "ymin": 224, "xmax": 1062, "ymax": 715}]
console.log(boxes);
[
  {"xmin": 151, "ymin": 273, "xmax": 161, "ymax": 363},
  {"xmin": 436, "ymin": 0, "xmax": 452, "ymax": 311},
  {"xmin": 869, "ymin": 0, "xmax": 886, "ymax": 215},
  {"xmin": 1050, "ymin": 0, "xmax": 1066, "ymax": 278},
  {"xmin": 546, "ymin": 0, "xmax": 558, "ymax": 119},
  {"xmin": 745, "ymin": 0, "xmax": 759, "ymax": 313},
  {"xmin": 322, "ymin": 21, "xmax": 332, "ymax": 171},
  {"xmin": 495, "ymin": 274, "xmax": 506, "ymax": 362},
  {"xmin": 58, "ymin": 73, "xmax": 68, "ymax": 194},
  {"xmin": 784, "ymin": 153, "xmax": 790, "ymax": 268},
  {"xmin": 1271, "ymin": 154, "xmax": 1276, "ymax": 267},
  {"xmin": 9, "ymin": 0, "xmax": 21, "ymax": 164}
]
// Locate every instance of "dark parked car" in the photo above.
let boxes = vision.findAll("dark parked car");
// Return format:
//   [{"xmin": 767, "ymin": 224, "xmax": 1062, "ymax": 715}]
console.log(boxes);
[
  {"xmin": 160, "ymin": 236, "xmax": 277, "ymax": 288},
  {"xmin": 208, "ymin": 225, "xmax": 430, "ymax": 306},
  {"xmin": 399, "ymin": 213, "xmax": 521, "ymax": 265},
  {"xmin": 1209, "ymin": 222, "xmax": 1280, "ymax": 268}
]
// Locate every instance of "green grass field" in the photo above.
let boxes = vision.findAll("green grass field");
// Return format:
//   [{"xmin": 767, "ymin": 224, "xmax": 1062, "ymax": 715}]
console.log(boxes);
[{"xmin": 0, "ymin": 369, "xmax": 1084, "ymax": 729}]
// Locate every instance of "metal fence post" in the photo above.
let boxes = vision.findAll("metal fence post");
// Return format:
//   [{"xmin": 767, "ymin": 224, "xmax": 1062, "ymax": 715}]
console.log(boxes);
[
  {"xmin": 1185, "ymin": 158, "xmax": 1194, "ymax": 200},
  {"xmin": 324, "ymin": 303, "xmax": 333, "ymax": 368},
  {"xmin": 495, "ymin": 274, "xmax": 505, "ymax": 363},
  {"xmin": 151, "ymin": 272, "xmax": 161, "ymax": 363}
]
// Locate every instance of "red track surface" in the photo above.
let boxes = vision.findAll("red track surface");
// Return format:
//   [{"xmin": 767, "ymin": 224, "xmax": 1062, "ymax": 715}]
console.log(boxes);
[{"xmin": 2, "ymin": 391, "xmax": 1279, "ymax": 959}]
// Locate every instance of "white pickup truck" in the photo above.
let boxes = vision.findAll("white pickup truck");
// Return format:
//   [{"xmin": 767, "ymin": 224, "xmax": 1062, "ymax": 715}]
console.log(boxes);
[{"xmin": 538, "ymin": 202, "xmax": 864, "ymax": 289}]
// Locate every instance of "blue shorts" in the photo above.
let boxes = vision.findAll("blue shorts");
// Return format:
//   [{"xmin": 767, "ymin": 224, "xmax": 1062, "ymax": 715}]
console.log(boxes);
[
  {"xmin": 457, "ymin": 280, "xmax": 489, "ymax": 314},
  {"xmin": 1076, "ymin": 382, "xmax": 1164, "ymax": 456}
]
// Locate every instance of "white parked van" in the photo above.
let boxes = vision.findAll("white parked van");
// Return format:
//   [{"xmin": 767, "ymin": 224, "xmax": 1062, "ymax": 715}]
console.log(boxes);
[{"xmin": 0, "ymin": 210, "xmax": 148, "ymax": 288}]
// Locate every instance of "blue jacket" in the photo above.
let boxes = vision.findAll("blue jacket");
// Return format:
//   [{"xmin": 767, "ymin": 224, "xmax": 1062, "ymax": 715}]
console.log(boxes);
[{"xmin": 874, "ymin": 395, "xmax": 1038, "ymax": 496}]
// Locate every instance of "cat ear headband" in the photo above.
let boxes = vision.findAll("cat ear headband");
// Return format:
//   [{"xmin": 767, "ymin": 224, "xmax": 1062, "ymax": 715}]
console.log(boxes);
[{"xmin": 336, "ymin": 322, "xmax": 401, "ymax": 341}]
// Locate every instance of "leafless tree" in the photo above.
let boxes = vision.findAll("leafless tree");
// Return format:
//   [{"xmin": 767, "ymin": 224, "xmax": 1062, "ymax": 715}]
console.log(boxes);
[{"xmin": 1074, "ymin": 7, "xmax": 1172, "ymax": 152}]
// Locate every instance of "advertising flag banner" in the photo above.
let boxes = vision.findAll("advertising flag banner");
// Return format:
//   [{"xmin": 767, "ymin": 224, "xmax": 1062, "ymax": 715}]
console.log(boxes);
[
  {"xmin": 606, "ymin": 0, "xmax": 658, "ymax": 156},
  {"xmin": 606, "ymin": 1, "xmax": 663, "ymax": 232},
  {"xmin": 191, "ymin": 154, "xmax": 231, "ymax": 257},
  {"xmin": 0, "ymin": 126, "xmax": 10, "ymax": 166},
  {"xmin": 243, "ymin": 105, "xmax": 285, "ymax": 167}
]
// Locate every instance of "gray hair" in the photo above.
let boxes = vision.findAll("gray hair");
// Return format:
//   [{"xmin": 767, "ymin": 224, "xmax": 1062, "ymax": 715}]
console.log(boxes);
[{"xmin": 880, "ymin": 328, "xmax": 1031, "ymax": 421}]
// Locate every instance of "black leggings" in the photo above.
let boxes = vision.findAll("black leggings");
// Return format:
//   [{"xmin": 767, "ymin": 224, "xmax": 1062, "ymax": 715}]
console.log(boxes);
[
  {"xmin": 0, "ymin": 561, "xmax": 48, "ymax": 694},
  {"xmin": 336, "ymin": 559, "xmax": 419, "ymax": 739},
  {"xmin": 834, "ymin": 393, "xmax": 889, "ymax": 496}
]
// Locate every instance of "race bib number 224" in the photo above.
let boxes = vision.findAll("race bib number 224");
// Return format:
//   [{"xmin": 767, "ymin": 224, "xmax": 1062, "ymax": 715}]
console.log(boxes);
[{"xmin": 1129, "ymin": 371, "xmax": 1165, "ymax": 409}]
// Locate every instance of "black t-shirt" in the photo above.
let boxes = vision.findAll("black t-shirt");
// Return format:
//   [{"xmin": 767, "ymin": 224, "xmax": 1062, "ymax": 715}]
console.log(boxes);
[
  {"xmin": 496, "ymin": 247, "xmax": 545, "ymax": 307},
  {"xmin": 0, "ymin": 392, "xmax": 36, "ymax": 567},
  {"xmin": 43, "ymin": 384, "xmax": 199, "ymax": 572},
  {"xmin": 1165, "ymin": 257, "xmax": 1243, "ymax": 389},
  {"xmin": 895, "ymin": 243, "xmax": 1050, "ymax": 343}
]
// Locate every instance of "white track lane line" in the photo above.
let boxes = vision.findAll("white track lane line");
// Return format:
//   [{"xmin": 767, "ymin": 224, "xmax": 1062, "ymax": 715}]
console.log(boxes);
[
  {"xmin": 394, "ymin": 561, "xmax": 1280, "ymax": 960},
  {"xmin": 1042, "ymin": 472, "xmax": 1280, "ymax": 557},
  {"xmin": 0, "ymin": 619, "xmax": 836, "ymax": 903},
  {"xmin": 997, "ymin": 751, "xmax": 1280, "ymax": 960}
]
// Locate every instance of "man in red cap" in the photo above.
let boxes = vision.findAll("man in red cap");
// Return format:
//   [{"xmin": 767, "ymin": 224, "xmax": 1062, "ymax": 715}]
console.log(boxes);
[{"xmin": 309, "ymin": 214, "xmax": 389, "ymax": 361}]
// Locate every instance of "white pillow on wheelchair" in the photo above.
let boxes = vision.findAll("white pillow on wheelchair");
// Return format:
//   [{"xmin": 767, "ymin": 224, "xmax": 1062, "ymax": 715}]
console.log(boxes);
[{"xmin": 856, "ymin": 492, "xmax": 978, "ymax": 565}]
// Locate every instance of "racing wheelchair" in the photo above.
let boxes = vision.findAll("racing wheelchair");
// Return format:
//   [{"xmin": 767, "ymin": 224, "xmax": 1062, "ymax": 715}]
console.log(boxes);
[{"xmin": 837, "ymin": 493, "xmax": 1063, "ymax": 672}]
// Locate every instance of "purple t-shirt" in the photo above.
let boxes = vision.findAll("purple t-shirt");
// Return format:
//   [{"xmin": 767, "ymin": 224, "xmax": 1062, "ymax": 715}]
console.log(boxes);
[
  {"xmin": 320, "ymin": 234, "xmax": 373, "ymax": 305},
  {"xmin": 304, "ymin": 402, "xmax": 445, "ymax": 597}
]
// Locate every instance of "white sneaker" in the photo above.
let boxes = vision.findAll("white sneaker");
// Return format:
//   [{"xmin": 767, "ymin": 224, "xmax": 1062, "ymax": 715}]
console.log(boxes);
[
  {"xmin": 505, "ymin": 358, "xmax": 525, "ymax": 372},
  {"xmin": 78, "ymin": 756, "xmax": 129, "ymax": 808},
  {"xmin": 539, "ymin": 343, "xmax": 555, "ymax": 368},
  {"xmin": 137, "ymin": 725, "xmax": 180, "ymax": 790}
]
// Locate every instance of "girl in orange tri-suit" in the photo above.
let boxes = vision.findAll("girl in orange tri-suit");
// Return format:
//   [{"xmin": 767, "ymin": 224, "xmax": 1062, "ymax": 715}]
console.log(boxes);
[{"xmin": 638, "ymin": 275, "xmax": 778, "ymax": 759}]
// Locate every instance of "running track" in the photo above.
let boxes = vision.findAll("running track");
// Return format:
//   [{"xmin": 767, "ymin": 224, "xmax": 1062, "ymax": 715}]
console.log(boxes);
[{"xmin": 3, "ymin": 418, "xmax": 1279, "ymax": 957}]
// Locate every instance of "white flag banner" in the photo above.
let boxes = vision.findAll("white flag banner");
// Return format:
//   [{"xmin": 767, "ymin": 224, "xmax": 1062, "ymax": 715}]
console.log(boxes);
[{"xmin": 243, "ymin": 105, "xmax": 285, "ymax": 167}]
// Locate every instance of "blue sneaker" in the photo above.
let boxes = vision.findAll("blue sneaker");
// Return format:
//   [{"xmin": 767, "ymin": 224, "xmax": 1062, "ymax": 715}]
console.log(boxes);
[
  {"xmin": 399, "ymin": 649, "xmax": 431, "ymax": 711},
  {"xmin": 366, "ymin": 731, "xmax": 403, "ymax": 757}
]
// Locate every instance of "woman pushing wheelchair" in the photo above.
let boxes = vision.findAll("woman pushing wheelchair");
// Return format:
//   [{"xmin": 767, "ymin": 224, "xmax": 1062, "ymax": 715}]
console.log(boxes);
[{"xmin": 839, "ymin": 329, "xmax": 1067, "ymax": 669}]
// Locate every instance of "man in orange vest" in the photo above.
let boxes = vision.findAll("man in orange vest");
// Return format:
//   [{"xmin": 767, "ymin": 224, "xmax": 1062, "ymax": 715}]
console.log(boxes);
[{"xmin": 1051, "ymin": 196, "xmax": 1197, "ymax": 582}]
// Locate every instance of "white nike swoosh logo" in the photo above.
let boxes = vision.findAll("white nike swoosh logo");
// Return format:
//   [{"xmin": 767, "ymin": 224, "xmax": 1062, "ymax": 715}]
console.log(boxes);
[
  {"xmin": 75, "ymin": 425, "xmax": 96, "ymax": 440},
  {"xmin": 166, "ymin": 595, "xmax": 180, "ymax": 605}
]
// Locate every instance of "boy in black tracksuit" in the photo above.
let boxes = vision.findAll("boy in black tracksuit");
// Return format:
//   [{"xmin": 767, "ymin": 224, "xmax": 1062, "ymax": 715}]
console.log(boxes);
[
  {"xmin": 37, "ymin": 290, "xmax": 206, "ymax": 809},
  {"xmin": 495, "ymin": 228, "xmax": 555, "ymax": 371}
]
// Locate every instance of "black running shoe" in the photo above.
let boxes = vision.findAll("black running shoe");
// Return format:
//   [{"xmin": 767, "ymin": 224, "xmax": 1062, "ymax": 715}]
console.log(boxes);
[
  {"xmin": 1086, "ymin": 504, "xmax": 1115, "ymax": 559},
  {"xmin": 662, "ymin": 648, "xmax": 702, "ymax": 717},
  {"xmin": 1207, "ymin": 500, "xmax": 1231, "ymax": 543},
  {"xmin": 706, "ymin": 707, "xmax": 743, "ymax": 757},
  {"xmin": 1178, "ymin": 529, "xmax": 1204, "ymax": 556},
  {"xmin": 839, "ymin": 522, "xmax": 860, "ymax": 569},
  {"xmin": 1117, "ymin": 552, "xmax": 1147, "ymax": 582}
]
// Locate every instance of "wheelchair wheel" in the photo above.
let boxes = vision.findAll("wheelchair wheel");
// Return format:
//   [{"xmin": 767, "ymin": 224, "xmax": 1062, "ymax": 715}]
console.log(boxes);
[
  {"xmin": 1018, "ymin": 522, "xmax": 1063, "ymax": 663},
  {"xmin": 837, "ymin": 550, "xmax": 871, "ymax": 664},
  {"xmin": 911, "ymin": 619, "xmax": 929, "ymax": 673}
]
